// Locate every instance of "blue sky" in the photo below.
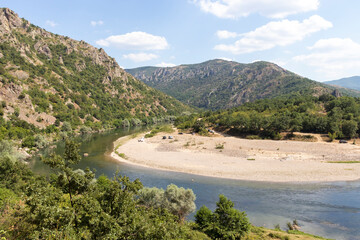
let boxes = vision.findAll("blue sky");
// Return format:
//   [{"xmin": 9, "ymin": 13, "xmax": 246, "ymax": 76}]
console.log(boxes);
[{"xmin": 2, "ymin": 0, "xmax": 360, "ymax": 81}]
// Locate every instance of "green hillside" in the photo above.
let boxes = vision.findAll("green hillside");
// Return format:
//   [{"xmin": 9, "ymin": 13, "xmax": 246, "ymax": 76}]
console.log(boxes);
[
  {"xmin": 127, "ymin": 59, "xmax": 360, "ymax": 110},
  {"xmin": 0, "ymin": 8, "xmax": 191, "ymax": 136},
  {"xmin": 324, "ymin": 76, "xmax": 360, "ymax": 91}
]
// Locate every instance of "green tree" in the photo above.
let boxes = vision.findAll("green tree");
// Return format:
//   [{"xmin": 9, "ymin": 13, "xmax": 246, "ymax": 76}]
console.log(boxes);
[
  {"xmin": 342, "ymin": 120, "xmax": 358, "ymax": 138},
  {"xmin": 42, "ymin": 139, "xmax": 95, "ymax": 231},
  {"xmin": 195, "ymin": 194, "xmax": 251, "ymax": 240},
  {"xmin": 61, "ymin": 121, "xmax": 72, "ymax": 132},
  {"xmin": 138, "ymin": 184, "xmax": 196, "ymax": 222}
]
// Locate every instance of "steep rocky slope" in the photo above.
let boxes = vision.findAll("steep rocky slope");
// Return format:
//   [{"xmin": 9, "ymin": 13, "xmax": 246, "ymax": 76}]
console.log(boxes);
[
  {"xmin": 127, "ymin": 59, "xmax": 360, "ymax": 110},
  {"xmin": 0, "ymin": 8, "xmax": 190, "ymax": 129}
]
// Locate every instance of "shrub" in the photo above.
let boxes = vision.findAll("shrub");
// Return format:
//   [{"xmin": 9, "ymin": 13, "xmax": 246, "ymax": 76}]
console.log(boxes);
[
  {"xmin": 18, "ymin": 92, "xmax": 25, "ymax": 100},
  {"xmin": 328, "ymin": 132, "xmax": 337, "ymax": 142},
  {"xmin": 22, "ymin": 136, "xmax": 35, "ymax": 148},
  {"xmin": 34, "ymin": 135, "xmax": 47, "ymax": 148},
  {"xmin": 215, "ymin": 143, "xmax": 224, "ymax": 149},
  {"xmin": 195, "ymin": 194, "xmax": 251, "ymax": 239},
  {"xmin": 246, "ymin": 135, "xmax": 261, "ymax": 140},
  {"xmin": 61, "ymin": 121, "xmax": 72, "ymax": 132},
  {"xmin": 79, "ymin": 126, "xmax": 92, "ymax": 135}
]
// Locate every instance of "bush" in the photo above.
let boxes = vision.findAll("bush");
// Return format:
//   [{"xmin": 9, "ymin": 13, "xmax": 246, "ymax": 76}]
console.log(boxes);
[
  {"xmin": 195, "ymin": 195, "xmax": 250, "ymax": 239},
  {"xmin": 0, "ymin": 140, "xmax": 24, "ymax": 162},
  {"xmin": 79, "ymin": 126, "xmax": 92, "ymax": 135},
  {"xmin": 121, "ymin": 119, "xmax": 130, "ymax": 127},
  {"xmin": 246, "ymin": 135, "xmax": 261, "ymax": 140},
  {"xmin": 61, "ymin": 121, "xmax": 72, "ymax": 132},
  {"xmin": 34, "ymin": 135, "xmax": 47, "ymax": 148},
  {"xmin": 22, "ymin": 136, "xmax": 35, "ymax": 148},
  {"xmin": 215, "ymin": 143, "xmax": 224, "ymax": 149}
]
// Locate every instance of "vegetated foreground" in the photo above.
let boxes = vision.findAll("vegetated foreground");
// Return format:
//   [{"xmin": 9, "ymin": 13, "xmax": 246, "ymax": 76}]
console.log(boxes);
[
  {"xmin": 0, "ymin": 139, "xmax": 330, "ymax": 240},
  {"xmin": 113, "ymin": 128, "xmax": 360, "ymax": 182}
]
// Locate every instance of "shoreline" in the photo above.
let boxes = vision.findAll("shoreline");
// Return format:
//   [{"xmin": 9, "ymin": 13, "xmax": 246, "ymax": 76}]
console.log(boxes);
[{"xmin": 111, "ymin": 131, "xmax": 360, "ymax": 183}]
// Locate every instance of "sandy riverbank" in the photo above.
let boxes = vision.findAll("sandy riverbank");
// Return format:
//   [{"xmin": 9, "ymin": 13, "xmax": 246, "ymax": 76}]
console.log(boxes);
[{"xmin": 111, "ymin": 130, "xmax": 360, "ymax": 182}]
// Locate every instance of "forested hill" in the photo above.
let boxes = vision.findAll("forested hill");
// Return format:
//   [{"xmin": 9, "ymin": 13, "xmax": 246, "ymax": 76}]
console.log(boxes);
[
  {"xmin": 0, "ymin": 8, "xmax": 191, "ymax": 130},
  {"xmin": 324, "ymin": 76, "xmax": 360, "ymax": 91},
  {"xmin": 127, "ymin": 59, "xmax": 360, "ymax": 110}
]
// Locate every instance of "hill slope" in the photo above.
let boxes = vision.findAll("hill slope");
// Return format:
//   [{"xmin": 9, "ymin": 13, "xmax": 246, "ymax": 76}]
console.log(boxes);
[
  {"xmin": 127, "ymin": 59, "xmax": 360, "ymax": 110},
  {"xmin": 0, "ymin": 8, "xmax": 191, "ymax": 130},
  {"xmin": 324, "ymin": 76, "xmax": 360, "ymax": 91}
]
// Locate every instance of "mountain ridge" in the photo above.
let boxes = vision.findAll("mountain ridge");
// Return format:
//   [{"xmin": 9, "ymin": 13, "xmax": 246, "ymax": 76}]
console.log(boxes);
[
  {"xmin": 127, "ymin": 59, "xmax": 360, "ymax": 110},
  {"xmin": 324, "ymin": 76, "xmax": 360, "ymax": 91}
]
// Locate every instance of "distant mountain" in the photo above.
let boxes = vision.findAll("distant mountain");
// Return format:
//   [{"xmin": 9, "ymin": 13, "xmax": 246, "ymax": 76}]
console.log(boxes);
[
  {"xmin": 324, "ymin": 76, "xmax": 360, "ymax": 91},
  {"xmin": 126, "ymin": 59, "xmax": 360, "ymax": 110},
  {"xmin": 0, "ymin": 8, "xmax": 191, "ymax": 129}
]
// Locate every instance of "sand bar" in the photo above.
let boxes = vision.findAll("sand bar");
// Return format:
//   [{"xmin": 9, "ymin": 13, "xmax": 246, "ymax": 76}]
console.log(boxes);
[{"xmin": 111, "ymin": 131, "xmax": 360, "ymax": 182}]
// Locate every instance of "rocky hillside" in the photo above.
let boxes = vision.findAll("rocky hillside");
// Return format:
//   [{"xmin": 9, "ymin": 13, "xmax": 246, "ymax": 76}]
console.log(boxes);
[
  {"xmin": 0, "ymin": 8, "xmax": 191, "ymax": 130},
  {"xmin": 127, "ymin": 59, "xmax": 360, "ymax": 110}
]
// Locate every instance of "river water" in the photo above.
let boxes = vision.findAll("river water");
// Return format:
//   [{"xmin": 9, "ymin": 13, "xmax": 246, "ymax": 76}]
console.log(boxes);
[{"xmin": 30, "ymin": 128, "xmax": 360, "ymax": 240}]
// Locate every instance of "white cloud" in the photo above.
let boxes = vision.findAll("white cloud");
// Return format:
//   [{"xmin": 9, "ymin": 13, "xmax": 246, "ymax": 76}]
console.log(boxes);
[
  {"xmin": 91, "ymin": 20, "xmax": 104, "ymax": 27},
  {"xmin": 193, "ymin": 0, "xmax": 319, "ymax": 19},
  {"xmin": 214, "ymin": 15, "xmax": 332, "ymax": 54},
  {"xmin": 96, "ymin": 31, "xmax": 169, "ymax": 50},
  {"xmin": 123, "ymin": 53, "xmax": 159, "ymax": 62},
  {"xmin": 272, "ymin": 59, "xmax": 287, "ymax": 67},
  {"xmin": 294, "ymin": 38, "xmax": 360, "ymax": 80},
  {"xmin": 45, "ymin": 20, "xmax": 58, "ymax": 27},
  {"xmin": 216, "ymin": 30, "xmax": 238, "ymax": 39},
  {"xmin": 218, "ymin": 57, "xmax": 233, "ymax": 61},
  {"xmin": 155, "ymin": 62, "xmax": 177, "ymax": 67}
]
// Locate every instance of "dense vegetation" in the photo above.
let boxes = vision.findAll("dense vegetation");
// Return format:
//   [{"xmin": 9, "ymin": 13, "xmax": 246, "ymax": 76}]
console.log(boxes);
[
  {"xmin": 176, "ymin": 94, "xmax": 360, "ymax": 140},
  {"xmin": 0, "ymin": 139, "xmax": 330, "ymax": 240},
  {"xmin": 127, "ymin": 59, "xmax": 360, "ymax": 110},
  {"xmin": 0, "ymin": 8, "xmax": 191, "ymax": 148},
  {"xmin": 0, "ymin": 139, "xmax": 208, "ymax": 239},
  {"xmin": 0, "ymin": 41, "xmax": 188, "ymax": 128}
]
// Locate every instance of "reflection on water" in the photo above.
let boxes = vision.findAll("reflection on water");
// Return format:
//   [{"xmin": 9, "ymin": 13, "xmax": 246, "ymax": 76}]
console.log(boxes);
[{"xmin": 30, "ymin": 128, "xmax": 360, "ymax": 240}]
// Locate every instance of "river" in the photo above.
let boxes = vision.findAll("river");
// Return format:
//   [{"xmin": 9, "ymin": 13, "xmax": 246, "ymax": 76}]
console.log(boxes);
[{"xmin": 29, "ymin": 127, "xmax": 360, "ymax": 240}]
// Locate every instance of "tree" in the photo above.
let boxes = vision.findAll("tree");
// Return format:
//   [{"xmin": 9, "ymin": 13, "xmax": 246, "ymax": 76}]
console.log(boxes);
[
  {"xmin": 195, "ymin": 194, "xmax": 251, "ymax": 240},
  {"xmin": 164, "ymin": 184, "xmax": 196, "ymax": 221},
  {"xmin": 138, "ymin": 184, "xmax": 196, "ymax": 222},
  {"xmin": 61, "ymin": 121, "xmax": 72, "ymax": 132},
  {"xmin": 42, "ymin": 139, "xmax": 95, "ymax": 231},
  {"xmin": 342, "ymin": 120, "xmax": 358, "ymax": 138}
]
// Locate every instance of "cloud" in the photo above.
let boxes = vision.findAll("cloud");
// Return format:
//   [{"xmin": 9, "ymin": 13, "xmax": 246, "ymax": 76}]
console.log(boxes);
[
  {"xmin": 96, "ymin": 31, "xmax": 169, "ymax": 50},
  {"xmin": 293, "ymin": 38, "xmax": 360, "ymax": 79},
  {"xmin": 91, "ymin": 20, "xmax": 104, "ymax": 27},
  {"xmin": 45, "ymin": 20, "xmax": 58, "ymax": 27},
  {"xmin": 155, "ymin": 62, "xmax": 177, "ymax": 67},
  {"xmin": 123, "ymin": 53, "xmax": 159, "ymax": 62},
  {"xmin": 193, "ymin": 0, "xmax": 319, "ymax": 19},
  {"xmin": 216, "ymin": 30, "xmax": 238, "ymax": 39},
  {"xmin": 214, "ymin": 15, "xmax": 332, "ymax": 54},
  {"xmin": 218, "ymin": 57, "xmax": 233, "ymax": 61}
]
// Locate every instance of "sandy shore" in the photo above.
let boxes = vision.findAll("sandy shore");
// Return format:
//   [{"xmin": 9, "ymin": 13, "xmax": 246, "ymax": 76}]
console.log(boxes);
[{"xmin": 111, "ymin": 130, "xmax": 360, "ymax": 182}]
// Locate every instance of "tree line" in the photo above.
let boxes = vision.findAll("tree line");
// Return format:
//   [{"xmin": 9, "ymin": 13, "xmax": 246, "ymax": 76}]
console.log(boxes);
[{"xmin": 176, "ymin": 94, "xmax": 360, "ymax": 140}]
